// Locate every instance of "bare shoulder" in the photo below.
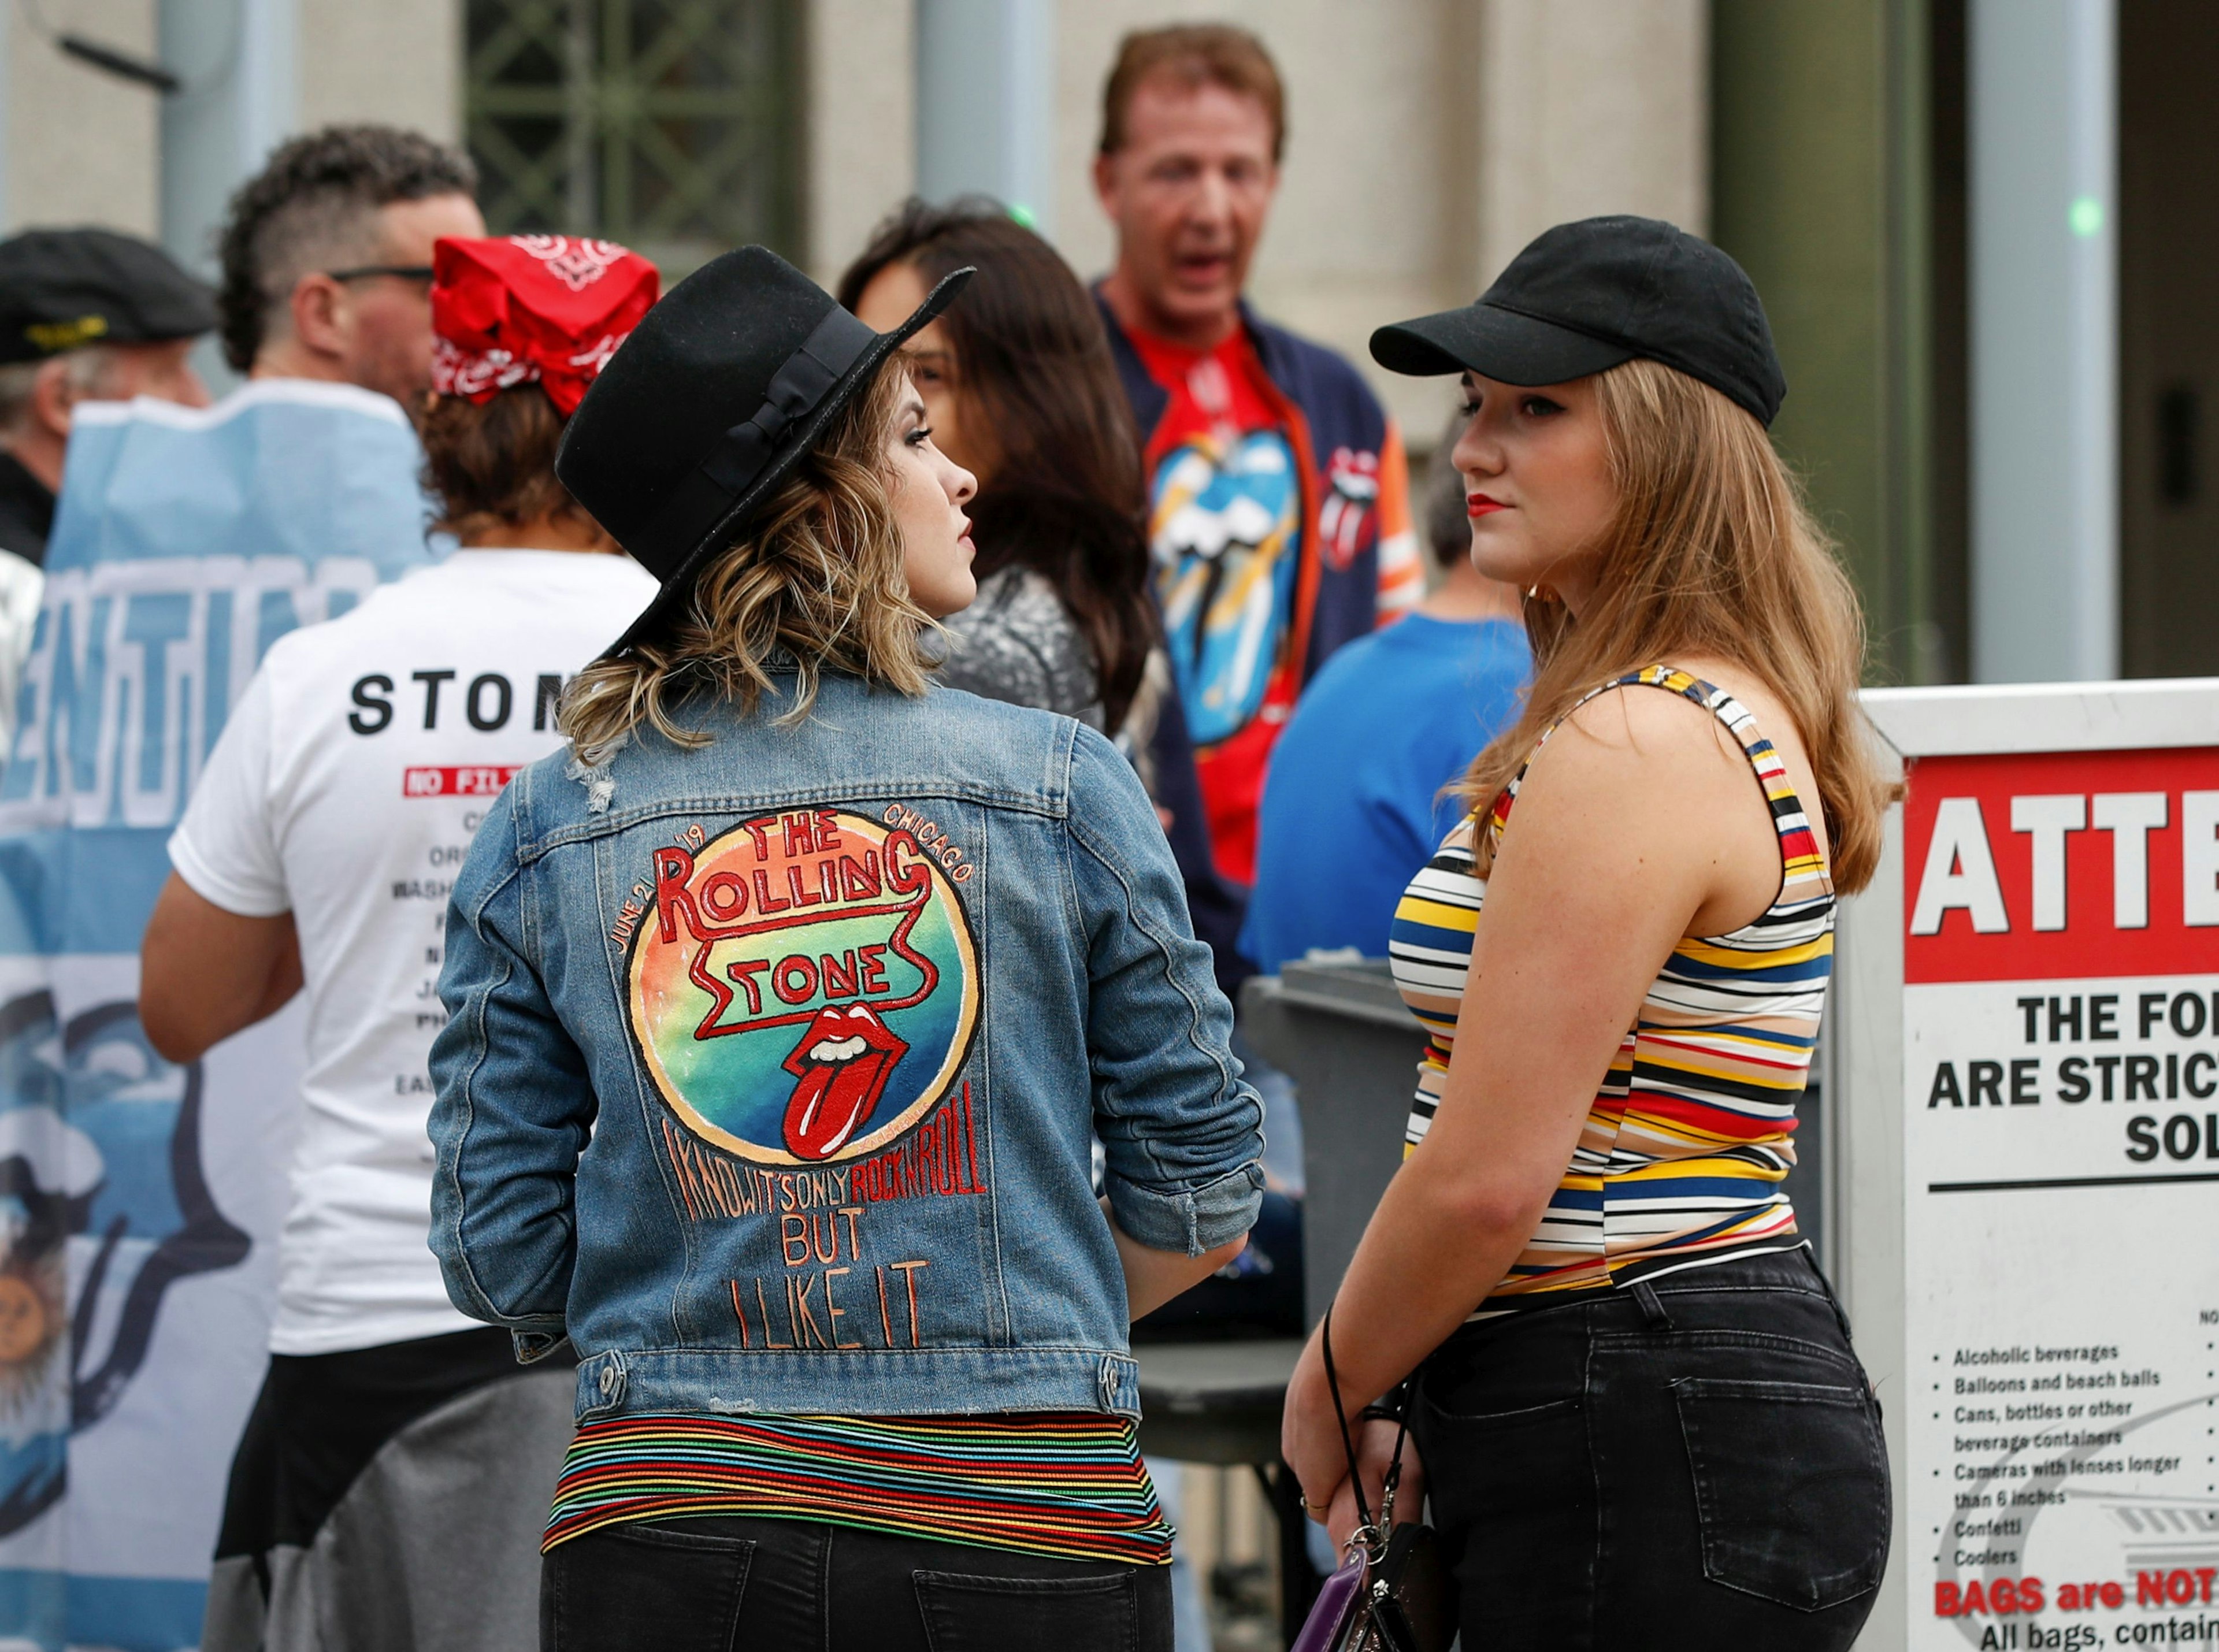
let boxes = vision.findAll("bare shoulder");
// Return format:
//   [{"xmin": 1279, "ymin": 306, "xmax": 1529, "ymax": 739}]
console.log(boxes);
[
  {"xmin": 1668, "ymin": 657, "xmax": 1832, "ymax": 863},
  {"xmin": 1529, "ymin": 675, "xmax": 1753, "ymax": 801},
  {"xmin": 1499, "ymin": 684, "xmax": 1749, "ymax": 870},
  {"xmin": 1503, "ymin": 667, "xmax": 1805, "ymax": 935}
]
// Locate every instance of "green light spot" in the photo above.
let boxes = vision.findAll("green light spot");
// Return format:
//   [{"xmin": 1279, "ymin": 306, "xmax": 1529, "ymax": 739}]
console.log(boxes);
[
  {"xmin": 2070, "ymin": 196, "xmax": 2105, "ymax": 238},
  {"xmin": 1006, "ymin": 202, "xmax": 1038, "ymax": 229}
]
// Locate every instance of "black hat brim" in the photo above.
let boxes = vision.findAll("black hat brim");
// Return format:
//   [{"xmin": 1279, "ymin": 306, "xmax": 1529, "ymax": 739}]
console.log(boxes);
[
  {"xmin": 1370, "ymin": 301, "xmax": 1633, "ymax": 387},
  {"xmin": 600, "ymin": 265, "xmax": 974, "ymax": 661}
]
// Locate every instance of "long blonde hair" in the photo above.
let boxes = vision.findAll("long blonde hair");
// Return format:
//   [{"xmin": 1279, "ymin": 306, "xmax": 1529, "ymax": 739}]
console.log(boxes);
[
  {"xmin": 561, "ymin": 363, "xmax": 930, "ymax": 764},
  {"xmin": 1458, "ymin": 357, "xmax": 1898, "ymax": 893}
]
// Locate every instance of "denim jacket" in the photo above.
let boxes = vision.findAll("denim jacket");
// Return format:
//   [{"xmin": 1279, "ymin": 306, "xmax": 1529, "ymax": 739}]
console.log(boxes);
[{"xmin": 428, "ymin": 670, "xmax": 1264, "ymax": 1426}]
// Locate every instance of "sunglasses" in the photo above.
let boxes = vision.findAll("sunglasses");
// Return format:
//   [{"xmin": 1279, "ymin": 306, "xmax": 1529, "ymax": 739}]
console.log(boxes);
[{"xmin": 324, "ymin": 265, "xmax": 436, "ymax": 284}]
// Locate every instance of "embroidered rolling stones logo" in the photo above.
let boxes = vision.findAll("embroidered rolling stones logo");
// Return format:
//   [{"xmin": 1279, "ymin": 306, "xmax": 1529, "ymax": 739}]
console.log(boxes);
[{"xmin": 629, "ymin": 810, "xmax": 978, "ymax": 1165}]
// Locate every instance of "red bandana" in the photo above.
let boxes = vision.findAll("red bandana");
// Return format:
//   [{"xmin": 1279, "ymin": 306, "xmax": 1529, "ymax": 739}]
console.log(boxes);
[{"xmin": 430, "ymin": 235, "xmax": 660, "ymax": 415}]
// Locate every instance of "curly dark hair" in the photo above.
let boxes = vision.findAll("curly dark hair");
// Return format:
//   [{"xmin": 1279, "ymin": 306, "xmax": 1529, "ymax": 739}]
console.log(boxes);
[
  {"xmin": 837, "ymin": 196, "xmax": 1157, "ymax": 735},
  {"xmin": 216, "ymin": 124, "xmax": 476, "ymax": 372}
]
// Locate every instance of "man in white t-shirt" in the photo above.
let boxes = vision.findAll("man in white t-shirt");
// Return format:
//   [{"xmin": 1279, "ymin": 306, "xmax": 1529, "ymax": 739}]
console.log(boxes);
[
  {"xmin": 138, "ymin": 235, "xmax": 660, "ymax": 1652},
  {"xmin": 166, "ymin": 548, "xmax": 656, "ymax": 1347}
]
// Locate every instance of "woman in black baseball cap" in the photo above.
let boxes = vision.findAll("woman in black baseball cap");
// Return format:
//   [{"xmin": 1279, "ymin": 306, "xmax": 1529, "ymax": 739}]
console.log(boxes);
[{"xmin": 1283, "ymin": 217, "xmax": 1896, "ymax": 1647}]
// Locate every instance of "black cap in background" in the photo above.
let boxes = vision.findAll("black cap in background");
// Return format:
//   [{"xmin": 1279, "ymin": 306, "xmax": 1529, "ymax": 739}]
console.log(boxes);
[
  {"xmin": 0, "ymin": 228, "xmax": 217, "ymax": 366},
  {"xmin": 1370, "ymin": 214, "xmax": 1787, "ymax": 427}
]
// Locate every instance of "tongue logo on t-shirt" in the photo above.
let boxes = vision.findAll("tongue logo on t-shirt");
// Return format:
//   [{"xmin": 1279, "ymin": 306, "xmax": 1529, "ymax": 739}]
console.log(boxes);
[{"xmin": 629, "ymin": 809, "xmax": 978, "ymax": 1165}]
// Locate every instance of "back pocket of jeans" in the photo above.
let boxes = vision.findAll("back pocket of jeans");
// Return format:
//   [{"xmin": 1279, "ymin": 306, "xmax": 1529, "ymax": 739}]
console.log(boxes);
[
  {"xmin": 544, "ymin": 1525, "xmax": 753, "ymax": 1652},
  {"xmin": 914, "ymin": 1570, "xmax": 1139, "ymax": 1652},
  {"xmin": 1673, "ymin": 1375, "xmax": 1889, "ymax": 1612}
]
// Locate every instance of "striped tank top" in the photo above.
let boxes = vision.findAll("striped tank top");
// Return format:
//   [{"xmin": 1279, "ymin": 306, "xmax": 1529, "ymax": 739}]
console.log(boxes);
[
  {"xmin": 1388, "ymin": 667, "xmax": 1833, "ymax": 1313},
  {"xmin": 543, "ymin": 1411, "xmax": 1173, "ymax": 1565}
]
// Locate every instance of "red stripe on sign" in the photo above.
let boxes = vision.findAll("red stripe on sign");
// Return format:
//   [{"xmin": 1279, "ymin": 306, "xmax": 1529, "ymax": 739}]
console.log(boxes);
[
  {"xmin": 1902, "ymin": 748, "xmax": 2219, "ymax": 982},
  {"xmin": 402, "ymin": 765, "xmax": 523, "ymax": 799}
]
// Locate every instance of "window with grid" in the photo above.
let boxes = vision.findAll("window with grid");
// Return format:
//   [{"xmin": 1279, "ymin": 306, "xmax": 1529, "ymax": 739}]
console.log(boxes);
[{"xmin": 465, "ymin": 0, "xmax": 800, "ymax": 277}]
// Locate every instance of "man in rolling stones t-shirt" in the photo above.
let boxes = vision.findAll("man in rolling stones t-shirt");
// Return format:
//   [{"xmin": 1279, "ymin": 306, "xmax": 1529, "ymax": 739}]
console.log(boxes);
[{"xmin": 138, "ymin": 235, "xmax": 659, "ymax": 1652}]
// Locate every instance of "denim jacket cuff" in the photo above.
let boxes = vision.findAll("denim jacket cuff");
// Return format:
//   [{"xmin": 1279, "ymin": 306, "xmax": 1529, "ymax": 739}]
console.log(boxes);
[{"xmin": 1106, "ymin": 1160, "xmax": 1265, "ymax": 1255}]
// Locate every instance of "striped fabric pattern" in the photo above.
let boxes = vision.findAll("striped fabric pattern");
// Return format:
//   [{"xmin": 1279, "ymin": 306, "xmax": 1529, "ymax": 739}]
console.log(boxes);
[
  {"xmin": 1389, "ymin": 667, "xmax": 1833, "ymax": 1315},
  {"xmin": 543, "ymin": 1410, "xmax": 1175, "ymax": 1565}
]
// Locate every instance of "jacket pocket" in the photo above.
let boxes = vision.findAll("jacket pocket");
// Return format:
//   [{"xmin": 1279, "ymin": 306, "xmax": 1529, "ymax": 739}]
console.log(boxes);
[
  {"xmin": 913, "ymin": 1569, "xmax": 1140, "ymax": 1652},
  {"xmin": 1672, "ymin": 1375, "xmax": 1890, "ymax": 1612}
]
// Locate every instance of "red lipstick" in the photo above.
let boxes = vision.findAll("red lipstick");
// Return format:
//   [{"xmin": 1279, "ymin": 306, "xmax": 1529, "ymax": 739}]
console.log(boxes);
[{"xmin": 1467, "ymin": 493, "xmax": 1507, "ymax": 518}]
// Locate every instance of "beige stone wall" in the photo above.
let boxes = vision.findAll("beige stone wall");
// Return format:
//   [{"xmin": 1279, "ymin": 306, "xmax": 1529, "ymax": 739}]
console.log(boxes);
[
  {"xmin": 804, "ymin": 0, "xmax": 915, "ymax": 285},
  {"xmin": 3, "ymin": 0, "xmax": 161, "ymax": 236},
  {"xmin": 297, "ymin": 0, "xmax": 460, "ymax": 141},
  {"xmin": 0, "ymin": 0, "xmax": 1705, "ymax": 421},
  {"xmin": 1476, "ymin": 0, "xmax": 1709, "ymax": 283},
  {"xmin": 1, "ymin": 0, "xmax": 463, "ymax": 242},
  {"xmin": 1041, "ymin": 0, "xmax": 1708, "ymax": 444}
]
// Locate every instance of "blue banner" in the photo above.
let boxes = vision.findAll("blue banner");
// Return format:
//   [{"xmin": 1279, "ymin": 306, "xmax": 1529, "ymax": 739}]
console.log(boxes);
[{"xmin": 0, "ymin": 381, "xmax": 440, "ymax": 1649}]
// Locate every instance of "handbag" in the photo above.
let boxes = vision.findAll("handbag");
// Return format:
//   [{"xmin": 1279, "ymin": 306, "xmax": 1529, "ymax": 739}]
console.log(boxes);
[{"xmin": 1287, "ymin": 1308, "xmax": 1453, "ymax": 1652}]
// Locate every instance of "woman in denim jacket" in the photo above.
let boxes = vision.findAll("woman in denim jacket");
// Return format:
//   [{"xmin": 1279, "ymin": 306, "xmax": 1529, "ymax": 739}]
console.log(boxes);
[{"xmin": 425, "ymin": 247, "xmax": 1263, "ymax": 1652}]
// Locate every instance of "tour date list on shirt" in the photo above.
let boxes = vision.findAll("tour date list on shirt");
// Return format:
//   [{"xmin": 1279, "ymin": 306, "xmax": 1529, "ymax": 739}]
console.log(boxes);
[
  {"xmin": 1899, "ymin": 748, "xmax": 2219, "ymax": 1650},
  {"xmin": 353, "ymin": 664, "xmax": 567, "ymax": 1064}
]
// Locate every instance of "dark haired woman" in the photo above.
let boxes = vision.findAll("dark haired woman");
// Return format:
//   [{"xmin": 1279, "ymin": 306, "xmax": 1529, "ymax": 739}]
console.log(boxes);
[
  {"xmin": 841, "ymin": 206, "xmax": 1253, "ymax": 1646},
  {"xmin": 838, "ymin": 199, "xmax": 1250, "ymax": 1001},
  {"xmin": 837, "ymin": 198, "xmax": 1157, "ymax": 741},
  {"xmin": 425, "ymin": 247, "xmax": 1260, "ymax": 1651},
  {"xmin": 139, "ymin": 235, "xmax": 660, "ymax": 1652}
]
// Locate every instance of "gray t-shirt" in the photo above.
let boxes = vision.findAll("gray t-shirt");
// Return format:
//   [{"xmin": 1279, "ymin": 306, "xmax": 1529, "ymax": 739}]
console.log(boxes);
[{"xmin": 932, "ymin": 565, "xmax": 1104, "ymax": 729}]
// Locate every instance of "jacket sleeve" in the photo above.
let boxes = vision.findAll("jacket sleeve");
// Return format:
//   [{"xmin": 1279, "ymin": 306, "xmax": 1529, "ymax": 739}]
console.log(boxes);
[
  {"xmin": 1066, "ymin": 721, "xmax": 1265, "ymax": 1254},
  {"xmin": 426, "ymin": 785, "xmax": 596, "ymax": 1347}
]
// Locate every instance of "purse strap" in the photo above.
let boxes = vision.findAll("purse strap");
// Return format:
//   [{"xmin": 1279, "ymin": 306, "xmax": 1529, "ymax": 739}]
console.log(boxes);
[{"xmin": 1320, "ymin": 1305, "xmax": 1412, "ymax": 1560}]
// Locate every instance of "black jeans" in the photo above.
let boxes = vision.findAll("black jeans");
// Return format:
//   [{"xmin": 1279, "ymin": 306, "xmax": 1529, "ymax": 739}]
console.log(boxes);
[
  {"xmin": 540, "ymin": 1515, "xmax": 1173, "ymax": 1652},
  {"xmin": 1412, "ymin": 1248, "xmax": 1890, "ymax": 1650}
]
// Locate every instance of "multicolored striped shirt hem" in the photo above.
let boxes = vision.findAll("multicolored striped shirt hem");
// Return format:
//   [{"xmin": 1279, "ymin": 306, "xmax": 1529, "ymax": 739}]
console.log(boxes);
[
  {"xmin": 1389, "ymin": 667, "xmax": 1833, "ymax": 1316},
  {"xmin": 544, "ymin": 1411, "xmax": 1175, "ymax": 1565}
]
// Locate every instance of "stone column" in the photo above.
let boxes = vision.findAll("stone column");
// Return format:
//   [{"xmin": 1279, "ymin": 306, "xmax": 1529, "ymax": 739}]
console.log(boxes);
[
  {"xmin": 1968, "ymin": 0, "xmax": 2117, "ymax": 683},
  {"xmin": 916, "ymin": 0, "xmax": 1056, "ymax": 235}
]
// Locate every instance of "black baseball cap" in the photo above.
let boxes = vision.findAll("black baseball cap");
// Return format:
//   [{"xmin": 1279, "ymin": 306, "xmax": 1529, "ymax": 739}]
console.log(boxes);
[
  {"xmin": 1370, "ymin": 215, "xmax": 1787, "ymax": 427},
  {"xmin": 0, "ymin": 227, "xmax": 217, "ymax": 366}
]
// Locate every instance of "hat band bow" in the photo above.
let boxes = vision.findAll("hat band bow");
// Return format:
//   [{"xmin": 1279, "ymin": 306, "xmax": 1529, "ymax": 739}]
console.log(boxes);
[{"xmin": 637, "ymin": 306, "xmax": 877, "ymax": 577}]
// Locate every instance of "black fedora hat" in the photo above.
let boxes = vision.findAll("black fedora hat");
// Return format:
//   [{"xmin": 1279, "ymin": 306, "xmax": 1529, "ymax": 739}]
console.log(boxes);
[
  {"xmin": 557, "ymin": 246, "xmax": 974, "ymax": 658},
  {"xmin": 1369, "ymin": 215, "xmax": 1786, "ymax": 427}
]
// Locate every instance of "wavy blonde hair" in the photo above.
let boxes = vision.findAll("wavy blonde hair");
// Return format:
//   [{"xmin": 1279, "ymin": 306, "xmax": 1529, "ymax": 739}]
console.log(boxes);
[
  {"xmin": 561, "ymin": 363, "xmax": 932, "ymax": 764},
  {"xmin": 1458, "ymin": 357, "xmax": 1899, "ymax": 894}
]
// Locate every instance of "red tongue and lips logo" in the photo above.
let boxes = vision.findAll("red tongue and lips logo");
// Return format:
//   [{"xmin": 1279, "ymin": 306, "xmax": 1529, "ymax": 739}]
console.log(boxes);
[{"xmin": 781, "ymin": 1003, "xmax": 911, "ymax": 1160}]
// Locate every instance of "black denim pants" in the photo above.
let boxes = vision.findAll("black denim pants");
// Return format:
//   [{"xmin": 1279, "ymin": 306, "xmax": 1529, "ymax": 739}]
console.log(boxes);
[
  {"xmin": 540, "ymin": 1515, "xmax": 1174, "ymax": 1652},
  {"xmin": 1411, "ymin": 1248, "xmax": 1890, "ymax": 1650}
]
